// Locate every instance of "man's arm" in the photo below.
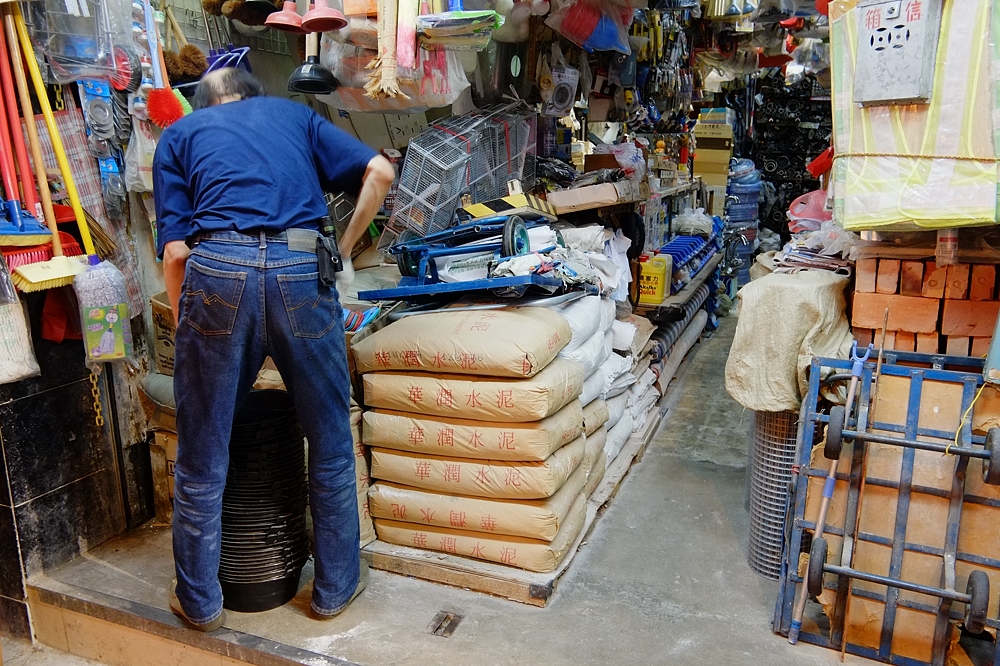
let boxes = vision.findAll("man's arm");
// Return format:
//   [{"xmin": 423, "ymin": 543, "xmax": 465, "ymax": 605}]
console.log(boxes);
[
  {"xmin": 338, "ymin": 154, "xmax": 395, "ymax": 258},
  {"xmin": 163, "ymin": 240, "xmax": 190, "ymax": 327}
]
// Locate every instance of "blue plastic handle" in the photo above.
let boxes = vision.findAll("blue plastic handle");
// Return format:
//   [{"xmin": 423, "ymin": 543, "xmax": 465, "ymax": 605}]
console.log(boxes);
[{"xmin": 850, "ymin": 340, "xmax": 873, "ymax": 377}]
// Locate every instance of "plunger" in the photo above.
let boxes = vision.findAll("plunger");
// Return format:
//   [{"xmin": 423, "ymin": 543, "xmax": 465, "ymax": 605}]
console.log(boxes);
[
  {"xmin": 288, "ymin": 32, "xmax": 337, "ymax": 93},
  {"xmin": 265, "ymin": 1, "xmax": 306, "ymax": 33},
  {"xmin": 300, "ymin": 0, "xmax": 345, "ymax": 33}
]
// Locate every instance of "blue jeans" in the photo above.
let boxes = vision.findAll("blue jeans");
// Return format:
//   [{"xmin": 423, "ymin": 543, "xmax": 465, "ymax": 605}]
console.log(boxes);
[{"xmin": 172, "ymin": 231, "xmax": 359, "ymax": 623}]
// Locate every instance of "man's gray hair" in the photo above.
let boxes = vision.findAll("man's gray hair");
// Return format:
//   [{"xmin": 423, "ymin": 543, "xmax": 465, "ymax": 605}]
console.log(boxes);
[{"xmin": 192, "ymin": 69, "xmax": 266, "ymax": 110}]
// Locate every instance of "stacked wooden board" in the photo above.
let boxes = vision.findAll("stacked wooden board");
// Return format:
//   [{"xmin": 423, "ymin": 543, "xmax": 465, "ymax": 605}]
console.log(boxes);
[{"xmin": 852, "ymin": 258, "xmax": 1000, "ymax": 356}]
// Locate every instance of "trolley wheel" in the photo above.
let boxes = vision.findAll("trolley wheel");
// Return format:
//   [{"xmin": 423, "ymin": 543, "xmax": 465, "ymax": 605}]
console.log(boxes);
[
  {"xmin": 395, "ymin": 230, "xmax": 420, "ymax": 278},
  {"xmin": 984, "ymin": 429, "xmax": 1000, "ymax": 486},
  {"xmin": 965, "ymin": 570, "xmax": 990, "ymax": 634},
  {"xmin": 502, "ymin": 216, "xmax": 530, "ymax": 257},
  {"xmin": 807, "ymin": 536, "xmax": 828, "ymax": 598},
  {"xmin": 824, "ymin": 406, "xmax": 845, "ymax": 460}
]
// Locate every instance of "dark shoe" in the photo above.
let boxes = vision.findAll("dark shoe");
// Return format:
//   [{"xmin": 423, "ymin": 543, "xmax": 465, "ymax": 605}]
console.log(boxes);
[
  {"xmin": 169, "ymin": 579, "xmax": 226, "ymax": 632},
  {"xmin": 310, "ymin": 559, "xmax": 369, "ymax": 620}
]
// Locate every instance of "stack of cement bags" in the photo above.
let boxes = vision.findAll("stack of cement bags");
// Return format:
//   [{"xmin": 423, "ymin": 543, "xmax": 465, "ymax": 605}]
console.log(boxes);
[{"xmin": 352, "ymin": 307, "xmax": 604, "ymax": 573}]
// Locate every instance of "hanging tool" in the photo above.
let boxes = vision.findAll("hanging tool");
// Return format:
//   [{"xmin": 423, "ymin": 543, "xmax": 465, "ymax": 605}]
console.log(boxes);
[
  {"xmin": 12, "ymin": 4, "xmax": 98, "ymax": 262},
  {"xmin": 788, "ymin": 340, "xmax": 872, "ymax": 645},
  {"xmin": 4, "ymin": 4, "xmax": 84, "ymax": 290}
]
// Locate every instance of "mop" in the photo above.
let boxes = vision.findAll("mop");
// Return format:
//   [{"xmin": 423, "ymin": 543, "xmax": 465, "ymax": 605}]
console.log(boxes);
[{"xmin": 4, "ymin": 5, "xmax": 84, "ymax": 290}]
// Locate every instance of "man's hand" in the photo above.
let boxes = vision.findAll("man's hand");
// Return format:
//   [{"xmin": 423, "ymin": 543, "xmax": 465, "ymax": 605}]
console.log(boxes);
[
  {"xmin": 338, "ymin": 155, "xmax": 395, "ymax": 259},
  {"xmin": 163, "ymin": 240, "xmax": 191, "ymax": 327},
  {"xmin": 336, "ymin": 256, "xmax": 355, "ymax": 299}
]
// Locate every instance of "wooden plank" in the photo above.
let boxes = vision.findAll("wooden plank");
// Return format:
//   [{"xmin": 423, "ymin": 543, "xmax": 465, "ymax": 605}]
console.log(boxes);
[
  {"xmin": 922, "ymin": 261, "xmax": 947, "ymax": 298},
  {"xmin": 363, "ymin": 503, "xmax": 598, "ymax": 607},
  {"xmin": 916, "ymin": 333, "xmax": 939, "ymax": 354},
  {"xmin": 944, "ymin": 264, "xmax": 970, "ymax": 300},
  {"xmin": 969, "ymin": 265, "xmax": 997, "ymax": 301},
  {"xmin": 875, "ymin": 259, "xmax": 901, "ymax": 294},
  {"xmin": 971, "ymin": 337, "xmax": 992, "ymax": 358},
  {"xmin": 940, "ymin": 300, "xmax": 1000, "ymax": 337},
  {"xmin": 855, "ymin": 258, "xmax": 878, "ymax": 293},
  {"xmin": 852, "ymin": 292, "xmax": 940, "ymax": 333},
  {"xmin": 899, "ymin": 261, "xmax": 924, "ymax": 297},
  {"xmin": 946, "ymin": 336, "xmax": 971, "ymax": 356},
  {"xmin": 893, "ymin": 332, "xmax": 916, "ymax": 352}
]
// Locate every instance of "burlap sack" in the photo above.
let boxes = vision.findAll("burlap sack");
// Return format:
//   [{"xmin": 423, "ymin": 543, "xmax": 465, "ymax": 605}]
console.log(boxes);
[
  {"xmin": 363, "ymin": 358, "xmax": 585, "ymax": 423},
  {"xmin": 582, "ymin": 399, "xmax": 609, "ymax": 436},
  {"xmin": 362, "ymin": 400, "xmax": 583, "ymax": 462},
  {"xmin": 352, "ymin": 307, "xmax": 572, "ymax": 378},
  {"xmin": 368, "ymin": 464, "xmax": 586, "ymax": 542},
  {"xmin": 371, "ymin": 434, "xmax": 586, "ymax": 500},
  {"xmin": 585, "ymin": 451, "xmax": 607, "ymax": 497},
  {"xmin": 374, "ymin": 493, "xmax": 588, "ymax": 572}
]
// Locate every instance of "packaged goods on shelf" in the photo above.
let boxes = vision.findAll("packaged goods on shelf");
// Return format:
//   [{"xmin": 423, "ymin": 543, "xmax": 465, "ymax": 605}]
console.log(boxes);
[
  {"xmin": 361, "ymin": 400, "xmax": 584, "ymax": 462},
  {"xmin": 370, "ymin": 434, "xmax": 586, "ymax": 500},
  {"xmin": 368, "ymin": 464, "xmax": 587, "ymax": 542},
  {"xmin": 374, "ymin": 494, "xmax": 587, "ymax": 573},
  {"xmin": 581, "ymin": 399, "xmax": 609, "ymax": 436},
  {"xmin": 352, "ymin": 307, "xmax": 572, "ymax": 378},
  {"xmin": 363, "ymin": 358, "xmax": 585, "ymax": 422}
]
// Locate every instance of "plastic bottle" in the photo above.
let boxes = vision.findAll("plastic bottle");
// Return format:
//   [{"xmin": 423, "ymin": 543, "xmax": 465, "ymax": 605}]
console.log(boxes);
[{"xmin": 936, "ymin": 228, "xmax": 959, "ymax": 266}]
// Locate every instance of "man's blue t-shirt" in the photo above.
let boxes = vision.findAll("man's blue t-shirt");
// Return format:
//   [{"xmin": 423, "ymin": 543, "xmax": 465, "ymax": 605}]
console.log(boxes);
[{"xmin": 152, "ymin": 96, "xmax": 378, "ymax": 257}]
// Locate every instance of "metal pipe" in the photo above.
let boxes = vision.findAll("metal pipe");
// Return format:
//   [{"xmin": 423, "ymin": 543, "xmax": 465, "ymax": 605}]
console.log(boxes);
[
  {"xmin": 824, "ymin": 565, "xmax": 970, "ymax": 604},
  {"xmin": 842, "ymin": 430, "xmax": 988, "ymax": 460}
]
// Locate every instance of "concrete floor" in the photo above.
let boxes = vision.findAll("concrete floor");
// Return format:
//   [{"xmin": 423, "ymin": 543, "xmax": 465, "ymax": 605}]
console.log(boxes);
[
  {"xmin": 32, "ymin": 315, "xmax": 858, "ymax": 666},
  {"xmin": 1, "ymin": 637, "xmax": 102, "ymax": 665}
]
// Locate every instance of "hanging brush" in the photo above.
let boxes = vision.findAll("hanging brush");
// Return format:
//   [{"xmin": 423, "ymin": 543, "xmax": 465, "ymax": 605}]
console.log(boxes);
[
  {"xmin": 166, "ymin": 8, "xmax": 208, "ymax": 79},
  {"xmin": 145, "ymin": 1, "xmax": 187, "ymax": 128}
]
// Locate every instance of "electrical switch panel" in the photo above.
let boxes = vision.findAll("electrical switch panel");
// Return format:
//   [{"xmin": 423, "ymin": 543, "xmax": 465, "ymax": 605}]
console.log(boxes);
[{"xmin": 852, "ymin": 0, "xmax": 941, "ymax": 106}]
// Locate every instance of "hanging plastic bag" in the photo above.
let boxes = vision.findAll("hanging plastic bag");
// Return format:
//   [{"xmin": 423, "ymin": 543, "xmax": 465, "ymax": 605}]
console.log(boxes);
[
  {"xmin": 321, "ymin": 38, "xmax": 377, "ymax": 89},
  {"xmin": 545, "ymin": 0, "xmax": 635, "ymax": 54},
  {"xmin": 74, "ymin": 259, "xmax": 134, "ymax": 364},
  {"xmin": 594, "ymin": 141, "xmax": 645, "ymax": 180},
  {"xmin": 124, "ymin": 120, "xmax": 156, "ymax": 193}
]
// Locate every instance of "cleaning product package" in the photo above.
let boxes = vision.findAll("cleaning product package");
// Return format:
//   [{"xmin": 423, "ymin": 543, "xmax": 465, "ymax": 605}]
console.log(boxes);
[{"xmin": 74, "ymin": 259, "xmax": 133, "ymax": 363}]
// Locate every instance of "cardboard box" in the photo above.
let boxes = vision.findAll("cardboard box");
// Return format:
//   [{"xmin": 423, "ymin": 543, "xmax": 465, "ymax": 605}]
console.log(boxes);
[
  {"xmin": 584, "ymin": 154, "xmax": 620, "ymax": 172},
  {"xmin": 150, "ymin": 291, "xmax": 175, "ymax": 376},
  {"xmin": 705, "ymin": 185, "xmax": 728, "ymax": 215},
  {"xmin": 154, "ymin": 431, "xmax": 178, "ymax": 500},
  {"xmin": 699, "ymin": 108, "xmax": 736, "ymax": 125},
  {"xmin": 693, "ymin": 122, "xmax": 734, "ymax": 139}
]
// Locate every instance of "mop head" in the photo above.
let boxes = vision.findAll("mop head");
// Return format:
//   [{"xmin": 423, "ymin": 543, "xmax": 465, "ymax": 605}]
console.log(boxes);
[
  {"xmin": 148, "ymin": 88, "xmax": 186, "ymax": 128},
  {"xmin": 202, "ymin": 0, "xmax": 225, "ymax": 16},
  {"xmin": 12, "ymin": 256, "xmax": 85, "ymax": 292},
  {"xmin": 178, "ymin": 45, "xmax": 209, "ymax": 78}
]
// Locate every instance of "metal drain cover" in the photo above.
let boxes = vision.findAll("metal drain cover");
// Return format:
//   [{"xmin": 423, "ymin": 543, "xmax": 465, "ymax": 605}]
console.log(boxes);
[{"xmin": 427, "ymin": 611, "xmax": 463, "ymax": 637}]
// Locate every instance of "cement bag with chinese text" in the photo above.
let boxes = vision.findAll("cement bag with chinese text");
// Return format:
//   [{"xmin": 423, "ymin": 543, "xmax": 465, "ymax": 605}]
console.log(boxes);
[
  {"xmin": 370, "ymin": 434, "xmax": 586, "ymax": 500},
  {"xmin": 583, "ymin": 426, "xmax": 606, "ymax": 476},
  {"xmin": 585, "ymin": 451, "xmax": 606, "ymax": 496},
  {"xmin": 362, "ymin": 400, "xmax": 583, "ymax": 462},
  {"xmin": 363, "ymin": 358, "xmax": 584, "ymax": 422},
  {"xmin": 582, "ymin": 399, "xmax": 609, "ymax": 436},
  {"xmin": 368, "ymin": 464, "xmax": 586, "ymax": 542},
  {"xmin": 374, "ymin": 493, "xmax": 587, "ymax": 572},
  {"xmin": 352, "ymin": 307, "xmax": 571, "ymax": 378}
]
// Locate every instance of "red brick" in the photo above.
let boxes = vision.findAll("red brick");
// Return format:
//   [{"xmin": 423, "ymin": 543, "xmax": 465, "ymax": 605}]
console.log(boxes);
[
  {"xmin": 899, "ymin": 261, "xmax": 924, "ymax": 296},
  {"xmin": 946, "ymin": 336, "xmax": 971, "ymax": 356},
  {"xmin": 940, "ymin": 300, "xmax": 1000, "ymax": 337},
  {"xmin": 972, "ymin": 337, "xmax": 992, "ymax": 358},
  {"xmin": 876, "ymin": 260, "xmax": 901, "ymax": 294},
  {"xmin": 874, "ymin": 329, "xmax": 896, "ymax": 350},
  {"xmin": 852, "ymin": 292, "xmax": 940, "ymax": 333},
  {"xmin": 944, "ymin": 264, "xmax": 970, "ymax": 300},
  {"xmin": 893, "ymin": 332, "xmax": 915, "ymax": 352},
  {"xmin": 921, "ymin": 261, "xmax": 947, "ymax": 298},
  {"xmin": 855, "ymin": 258, "xmax": 877, "ymax": 293},
  {"xmin": 854, "ymin": 328, "xmax": 873, "ymax": 348},
  {"xmin": 969, "ymin": 265, "xmax": 996, "ymax": 301},
  {"xmin": 916, "ymin": 333, "xmax": 939, "ymax": 353}
]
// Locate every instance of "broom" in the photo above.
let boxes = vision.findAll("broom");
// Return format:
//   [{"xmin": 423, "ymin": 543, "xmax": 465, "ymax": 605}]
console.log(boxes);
[
  {"xmin": 146, "ymin": 0, "xmax": 188, "ymax": 129},
  {"xmin": 11, "ymin": 5, "xmax": 99, "ymax": 267},
  {"xmin": 4, "ymin": 6, "xmax": 84, "ymax": 290}
]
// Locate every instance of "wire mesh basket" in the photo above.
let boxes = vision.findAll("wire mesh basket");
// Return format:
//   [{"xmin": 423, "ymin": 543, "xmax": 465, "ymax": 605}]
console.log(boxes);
[
  {"xmin": 746, "ymin": 409, "xmax": 799, "ymax": 580},
  {"xmin": 380, "ymin": 102, "xmax": 537, "ymax": 252}
]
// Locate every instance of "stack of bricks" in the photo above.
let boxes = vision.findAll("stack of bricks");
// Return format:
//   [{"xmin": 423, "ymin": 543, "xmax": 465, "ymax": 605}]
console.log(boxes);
[{"xmin": 852, "ymin": 258, "xmax": 1000, "ymax": 356}]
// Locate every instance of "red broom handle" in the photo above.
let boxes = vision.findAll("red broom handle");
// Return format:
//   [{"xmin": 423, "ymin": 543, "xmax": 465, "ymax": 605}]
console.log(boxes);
[{"xmin": 0, "ymin": 22, "xmax": 36, "ymax": 218}]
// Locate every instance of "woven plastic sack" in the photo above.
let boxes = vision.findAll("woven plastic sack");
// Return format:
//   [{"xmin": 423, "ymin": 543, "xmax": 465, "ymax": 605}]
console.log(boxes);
[
  {"xmin": 552, "ymin": 295, "xmax": 603, "ymax": 353},
  {"xmin": 558, "ymin": 328, "xmax": 610, "ymax": 378}
]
